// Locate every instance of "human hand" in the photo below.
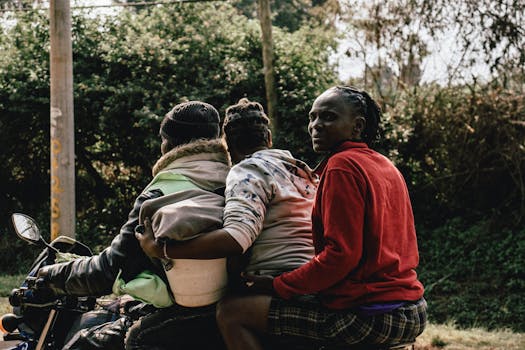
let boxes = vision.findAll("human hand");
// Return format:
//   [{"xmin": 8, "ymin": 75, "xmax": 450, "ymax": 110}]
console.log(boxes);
[
  {"xmin": 240, "ymin": 272, "xmax": 275, "ymax": 295},
  {"xmin": 135, "ymin": 217, "xmax": 163, "ymax": 259},
  {"xmin": 32, "ymin": 267, "xmax": 61, "ymax": 298},
  {"xmin": 35, "ymin": 267, "xmax": 52, "ymax": 291}
]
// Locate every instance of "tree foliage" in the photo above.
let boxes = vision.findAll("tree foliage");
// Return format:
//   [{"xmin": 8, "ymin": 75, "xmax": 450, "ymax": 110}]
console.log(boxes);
[
  {"xmin": 0, "ymin": 2, "xmax": 337, "ymax": 269},
  {"xmin": 342, "ymin": 0, "xmax": 432, "ymax": 102},
  {"xmin": 230, "ymin": 0, "xmax": 340, "ymax": 32},
  {"xmin": 379, "ymin": 84, "xmax": 525, "ymax": 227},
  {"xmin": 341, "ymin": 0, "xmax": 525, "ymax": 94},
  {"xmin": 421, "ymin": 0, "xmax": 525, "ymax": 72}
]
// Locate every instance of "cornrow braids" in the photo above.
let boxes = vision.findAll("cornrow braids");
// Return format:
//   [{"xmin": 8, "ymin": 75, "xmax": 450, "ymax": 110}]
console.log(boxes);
[
  {"xmin": 332, "ymin": 86, "xmax": 382, "ymax": 146},
  {"xmin": 223, "ymin": 98, "xmax": 271, "ymax": 152}
]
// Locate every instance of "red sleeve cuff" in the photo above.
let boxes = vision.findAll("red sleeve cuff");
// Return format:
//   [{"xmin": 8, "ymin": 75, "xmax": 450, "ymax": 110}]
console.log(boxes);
[{"xmin": 273, "ymin": 275, "xmax": 294, "ymax": 300}]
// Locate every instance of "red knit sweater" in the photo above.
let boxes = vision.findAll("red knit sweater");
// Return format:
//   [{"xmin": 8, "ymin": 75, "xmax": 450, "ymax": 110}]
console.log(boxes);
[{"xmin": 273, "ymin": 141, "xmax": 424, "ymax": 309}]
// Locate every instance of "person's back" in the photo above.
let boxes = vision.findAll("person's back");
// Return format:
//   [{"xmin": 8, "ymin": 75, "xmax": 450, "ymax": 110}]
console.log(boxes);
[
  {"xmin": 341, "ymin": 146, "xmax": 418, "ymax": 285},
  {"xmin": 220, "ymin": 98, "xmax": 316, "ymax": 276},
  {"xmin": 39, "ymin": 101, "xmax": 228, "ymax": 300},
  {"xmin": 224, "ymin": 148, "xmax": 315, "ymax": 274}
]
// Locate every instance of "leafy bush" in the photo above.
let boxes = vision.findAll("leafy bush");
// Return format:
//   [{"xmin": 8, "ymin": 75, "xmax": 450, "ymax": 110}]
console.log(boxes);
[
  {"xmin": 380, "ymin": 84, "xmax": 525, "ymax": 228},
  {"xmin": 0, "ymin": 274, "xmax": 26, "ymax": 297},
  {"xmin": 417, "ymin": 218, "xmax": 525, "ymax": 331}
]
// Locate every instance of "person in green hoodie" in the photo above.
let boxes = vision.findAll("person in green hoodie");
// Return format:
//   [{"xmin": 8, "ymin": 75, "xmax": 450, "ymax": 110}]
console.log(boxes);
[{"xmin": 38, "ymin": 101, "xmax": 230, "ymax": 349}]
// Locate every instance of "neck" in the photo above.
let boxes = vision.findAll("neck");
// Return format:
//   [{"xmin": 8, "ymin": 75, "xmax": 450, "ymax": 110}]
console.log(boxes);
[
  {"xmin": 333, "ymin": 139, "xmax": 360, "ymax": 149},
  {"xmin": 232, "ymin": 146, "xmax": 269, "ymax": 164}
]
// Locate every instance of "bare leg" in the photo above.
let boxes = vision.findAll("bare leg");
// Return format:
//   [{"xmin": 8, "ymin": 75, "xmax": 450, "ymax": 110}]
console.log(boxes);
[{"xmin": 216, "ymin": 294, "xmax": 272, "ymax": 350}]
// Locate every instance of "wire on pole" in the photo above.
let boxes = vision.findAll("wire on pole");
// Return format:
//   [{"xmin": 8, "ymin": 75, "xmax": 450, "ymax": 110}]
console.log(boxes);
[{"xmin": 0, "ymin": 0, "xmax": 226, "ymax": 13}]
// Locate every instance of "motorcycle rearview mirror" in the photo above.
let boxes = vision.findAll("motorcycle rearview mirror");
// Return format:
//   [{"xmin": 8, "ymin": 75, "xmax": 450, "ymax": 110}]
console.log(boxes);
[
  {"xmin": 12, "ymin": 213, "xmax": 42, "ymax": 244},
  {"xmin": 11, "ymin": 213, "xmax": 60, "ymax": 254}
]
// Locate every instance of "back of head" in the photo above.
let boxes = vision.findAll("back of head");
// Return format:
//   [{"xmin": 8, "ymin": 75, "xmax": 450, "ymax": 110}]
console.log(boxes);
[
  {"xmin": 223, "ymin": 98, "xmax": 271, "ymax": 153},
  {"xmin": 160, "ymin": 101, "xmax": 220, "ymax": 147}
]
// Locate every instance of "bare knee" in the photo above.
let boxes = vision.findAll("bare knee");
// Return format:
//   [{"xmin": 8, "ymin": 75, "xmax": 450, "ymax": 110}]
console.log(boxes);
[
  {"xmin": 216, "ymin": 295, "xmax": 271, "ymax": 333},
  {"xmin": 216, "ymin": 296, "xmax": 242, "ymax": 329}
]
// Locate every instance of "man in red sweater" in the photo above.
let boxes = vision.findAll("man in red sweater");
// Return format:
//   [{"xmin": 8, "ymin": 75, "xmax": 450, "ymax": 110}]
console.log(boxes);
[{"xmin": 216, "ymin": 86, "xmax": 427, "ymax": 349}]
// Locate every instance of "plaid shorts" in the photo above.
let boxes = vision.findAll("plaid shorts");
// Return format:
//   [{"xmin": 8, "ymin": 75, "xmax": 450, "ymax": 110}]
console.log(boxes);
[{"xmin": 267, "ymin": 297, "xmax": 427, "ymax": 346}]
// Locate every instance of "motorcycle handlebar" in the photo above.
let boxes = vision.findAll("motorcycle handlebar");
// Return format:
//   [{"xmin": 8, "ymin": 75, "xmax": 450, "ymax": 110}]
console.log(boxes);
[{"xmin": 9, "ymin": 282, "xmax": 56, "ymax": 308}]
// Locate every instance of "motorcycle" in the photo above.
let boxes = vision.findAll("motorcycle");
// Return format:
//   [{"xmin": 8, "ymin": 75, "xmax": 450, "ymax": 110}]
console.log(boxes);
[{"xmin": 0, "ymin": 213, "xmax": 97, "ymax": 350}]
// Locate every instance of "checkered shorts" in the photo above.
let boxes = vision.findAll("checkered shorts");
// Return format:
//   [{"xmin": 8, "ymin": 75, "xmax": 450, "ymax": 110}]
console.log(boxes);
[{"xmin": 267, "ymin": 297, "xmax": 427, "ymax": 346}]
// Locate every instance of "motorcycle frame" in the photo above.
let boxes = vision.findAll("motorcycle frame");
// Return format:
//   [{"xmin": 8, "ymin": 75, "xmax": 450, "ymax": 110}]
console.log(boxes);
[{"xmin": 35, "ymin": 309, "xmax": 56, "ymax": 350}]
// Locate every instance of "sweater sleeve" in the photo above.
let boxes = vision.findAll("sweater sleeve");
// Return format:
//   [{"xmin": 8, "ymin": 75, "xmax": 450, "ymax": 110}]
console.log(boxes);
[
  {"xmin": 273, "ymin": 165, "xmax": 366, "ymax": 298},
  {"xmin": 222, "ymin": 160, "xmax": 274, "ymax": 253}
]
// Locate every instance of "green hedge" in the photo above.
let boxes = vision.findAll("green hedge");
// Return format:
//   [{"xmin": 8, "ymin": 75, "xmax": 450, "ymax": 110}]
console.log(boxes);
[{"xmin": 418, "ymin": 218, "xmax": 525, "ymax": 331}]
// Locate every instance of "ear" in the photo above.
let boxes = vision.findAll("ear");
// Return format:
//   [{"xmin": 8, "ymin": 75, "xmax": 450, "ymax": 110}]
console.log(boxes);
[
  {"xmin": 353, "ymin": 117, "xmax": 366, "ymax": 139},
  {"xmin": 267, "ymin": 128, "xmax": 273, "ymax": 148}
]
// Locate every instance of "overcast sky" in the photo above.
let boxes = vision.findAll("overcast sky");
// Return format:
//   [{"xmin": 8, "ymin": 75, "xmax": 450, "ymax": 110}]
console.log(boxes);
[{"xmin": 333, "ymin": 1, "xmax": 494, "ymax": 85}]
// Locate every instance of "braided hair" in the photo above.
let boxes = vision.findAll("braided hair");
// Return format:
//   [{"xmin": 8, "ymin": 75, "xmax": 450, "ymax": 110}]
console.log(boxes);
[
  {"xmin": 223, "ymin": 98, "xmax": 271, "ymax": 152},
  {"xmin": 331, "ymin": 86, "xmax": 382, "ymax": 146}
]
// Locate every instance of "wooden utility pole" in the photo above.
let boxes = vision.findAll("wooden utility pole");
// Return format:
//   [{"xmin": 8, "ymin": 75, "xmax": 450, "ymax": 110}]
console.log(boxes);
[
  {"xmin": 257, "ymin": 0, "xmax": 278, "ymax": 130},
  {"xmin": 50, "ymin": 0, "xmax": 75, "ymax": 239}
]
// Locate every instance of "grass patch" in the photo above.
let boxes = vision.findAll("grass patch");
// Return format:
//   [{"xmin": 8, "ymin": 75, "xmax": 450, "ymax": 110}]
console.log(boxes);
[
  {"xmin": 0, "ymin": 297, "xmax": 11, "ymax": 315},
  {"xmin": 0, "ymin": 275, "xmax": 25, "ymax": 318},
  {"xmin": 417, "ymin": 219, "xmax": 525, "ymax": 332},
  {"xmin": 416, "ymin": 322, "xmax": 525, "ymax": 349},
  {"xmin": 431, "ymin": 336, "xmax": 448, "ymax": 348},
  {"xmin": 0, "ymin": 274, "xmax": 25, "ymax": 297}
]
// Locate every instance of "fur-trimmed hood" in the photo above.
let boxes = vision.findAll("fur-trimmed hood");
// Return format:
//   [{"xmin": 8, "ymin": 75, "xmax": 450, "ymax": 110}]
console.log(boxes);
[{"xmin": 151, "ymin": 138, "xmax": 231, "ymax": 191}]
